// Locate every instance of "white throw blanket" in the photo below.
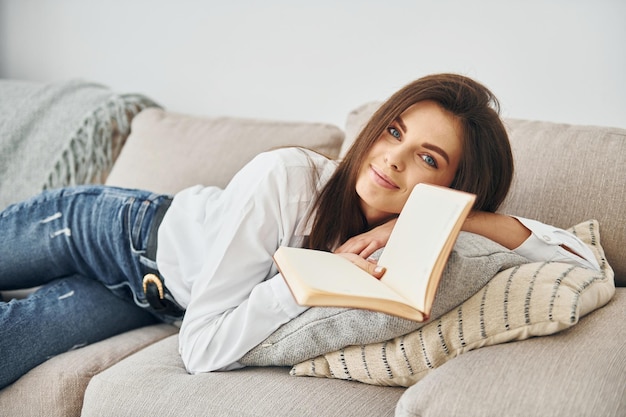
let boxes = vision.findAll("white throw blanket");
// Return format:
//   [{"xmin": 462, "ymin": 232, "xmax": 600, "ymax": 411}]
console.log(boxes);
[{"xmin": 0, "ymin": 79, "xmax": 159, "ymax": 209}]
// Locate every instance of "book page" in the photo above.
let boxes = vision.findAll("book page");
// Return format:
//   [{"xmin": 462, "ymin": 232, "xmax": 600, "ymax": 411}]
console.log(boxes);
[
  {"xmin": 275, "ymin": 247, "xmax": 414, "ymax": 306},
  {"xmin": 377, "ymin": 184, "xmax": 474, "ymax": 312}
]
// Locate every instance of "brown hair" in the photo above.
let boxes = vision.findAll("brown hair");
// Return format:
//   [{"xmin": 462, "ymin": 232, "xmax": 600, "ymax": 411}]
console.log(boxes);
[{"xmin": 307, "ymin": 73, "xmax": 513, "ymax": 251}]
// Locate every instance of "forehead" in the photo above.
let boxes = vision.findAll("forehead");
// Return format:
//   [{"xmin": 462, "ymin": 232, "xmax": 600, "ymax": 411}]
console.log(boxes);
[{"xmin": 398, "ymin": 101, "xmax": 462, "ymax": 143}]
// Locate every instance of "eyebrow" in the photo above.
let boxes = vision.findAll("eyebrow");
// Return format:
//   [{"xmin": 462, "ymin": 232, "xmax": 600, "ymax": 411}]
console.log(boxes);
[
  {"xmin": 394, "ymin": 116, "xmax": 451, "ymax": 165},
  {"xmin": 395, "ymin": 116, "xmax": 408, "ymax": 134},
  {"xmin": 423, "ymin": 143, "xmax": 450, "ymax": 165}
]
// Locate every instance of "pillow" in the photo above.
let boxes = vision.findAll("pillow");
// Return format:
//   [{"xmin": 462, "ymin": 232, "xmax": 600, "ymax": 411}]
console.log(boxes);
[
  {"xmin": 105, "ymin": 108, "xmax": 345, "ymax": 194},
  {"xmin": 289, "ymin": 219, "xmax": 615, "ymax": 386},
  {"xmin": 240, "ymin": 232, "xmax": 528, "ymax": 366}
]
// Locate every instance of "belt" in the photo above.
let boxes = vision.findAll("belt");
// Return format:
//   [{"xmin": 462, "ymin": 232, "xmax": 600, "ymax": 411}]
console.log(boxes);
[{"xmin": 142, "ymin": 197, "xmax": 185, "ymax": 318}]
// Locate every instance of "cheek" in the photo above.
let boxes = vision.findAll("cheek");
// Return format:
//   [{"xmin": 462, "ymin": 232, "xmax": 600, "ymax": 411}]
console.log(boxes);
[
  {"xmin": 364, "ymin": 142, "xmax": 383, "ymax": 161},
  {"xmin": 435, "ymin": 170, "xmax": 458, "ymax": 187},
  {"xmin": 405, "ymin": 168, "xmax": 457, "ymax": 190}
]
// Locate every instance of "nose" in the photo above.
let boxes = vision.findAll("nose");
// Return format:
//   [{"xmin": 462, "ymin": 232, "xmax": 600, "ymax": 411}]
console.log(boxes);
[
  {"xmin": 384, "ymin": 148, "xmax": 404, "ymax": 171},
  {"xmin": 386, "ymin": 159, "xmax": 399, "ymax": 171}
]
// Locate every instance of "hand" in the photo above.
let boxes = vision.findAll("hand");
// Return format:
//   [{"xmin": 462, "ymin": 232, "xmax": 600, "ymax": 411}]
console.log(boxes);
[
  {"xmin": 334, "ymin": 218, "xmax": 397, "ymax": 259},
  {"xmin": 336, "ymin": 252, "xmax": 386, "ymax": 280}
]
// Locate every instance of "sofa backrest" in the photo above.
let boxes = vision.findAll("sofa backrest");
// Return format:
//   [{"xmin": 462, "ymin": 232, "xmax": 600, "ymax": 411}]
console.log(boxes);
[
  {"xmin": 499, "ymin": 119, "xmax": 625, "ymax": 285},
  {"xmin": 105, "ymin": 108, "xmax": 345, "ymax": 193},
  {"xmin": 344, "ymin": 103, "xmax": 626, "ymax": 285}
]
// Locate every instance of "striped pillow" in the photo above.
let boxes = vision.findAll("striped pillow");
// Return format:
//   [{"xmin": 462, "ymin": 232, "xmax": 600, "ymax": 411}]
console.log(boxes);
[{"xmin": 290, "ymin": 219, "xmax": 615, "ymax": 387}]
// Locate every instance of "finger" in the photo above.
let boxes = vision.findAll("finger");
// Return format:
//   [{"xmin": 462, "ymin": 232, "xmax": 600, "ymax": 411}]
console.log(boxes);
[
  {"xmin": 359, "ymin": 257, "xmax": 386, "ymax": 279},
  {"xmin": 369, "ymin": 262, "xmax": 386, "ymax": 279},
  {"xmin": 359, "ymin": 242, "xmax": 380, "ymax": 259},
  {"xmin": 335, "ymin": 239, "xmax": 366, "ymax": 255},
  {"xmin": 337, "ymin": 253, "xmax": 386, "ymax": 279}
]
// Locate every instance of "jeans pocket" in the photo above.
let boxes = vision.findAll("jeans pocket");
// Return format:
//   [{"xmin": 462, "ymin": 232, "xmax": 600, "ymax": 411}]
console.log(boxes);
[{"xmin": 105, "ymin": 280, "xmax": 150, "ymax": 309}]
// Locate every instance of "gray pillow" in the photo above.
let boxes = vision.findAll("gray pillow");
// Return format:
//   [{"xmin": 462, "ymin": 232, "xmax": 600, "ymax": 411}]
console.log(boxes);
[{"xmin": 240, "ymin": 232, "xmax": 529, "ymax": 366}]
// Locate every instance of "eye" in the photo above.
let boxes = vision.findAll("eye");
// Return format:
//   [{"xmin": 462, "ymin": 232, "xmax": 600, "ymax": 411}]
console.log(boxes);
[
  {"xmin": 420, "ymin": 154, "xmax": 438, "ymax": 168},
  {"xmin": 387, "ymin": 126, "xmax": 401, "ymax": 140}
]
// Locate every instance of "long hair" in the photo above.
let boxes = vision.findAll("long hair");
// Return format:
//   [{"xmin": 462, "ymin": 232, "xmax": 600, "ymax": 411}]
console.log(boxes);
[{"xmin": 307, "ymin": 73, "xmax": 513, "ymax": 251}]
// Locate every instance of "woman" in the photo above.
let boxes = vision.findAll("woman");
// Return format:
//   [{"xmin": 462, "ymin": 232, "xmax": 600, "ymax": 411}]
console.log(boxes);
[{"xmin": 0, "ymin": 73, "xmax": 598, "ymax": 387}]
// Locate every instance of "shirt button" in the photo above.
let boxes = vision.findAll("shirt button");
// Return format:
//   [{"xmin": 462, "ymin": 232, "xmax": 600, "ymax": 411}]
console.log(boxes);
[{"xmin": 543, "ymin": 235, "xmax": 552, "ymax": 242}]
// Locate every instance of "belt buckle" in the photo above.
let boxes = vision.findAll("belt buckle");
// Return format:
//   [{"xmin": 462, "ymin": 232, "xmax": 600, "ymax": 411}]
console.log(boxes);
[
  {"xmin": 142, "ymin": 272, "xmax": 183, "ymax": 317},
  {"xmin": 143, "ymin": 273, "xmax": 164, "ymax": 299}
]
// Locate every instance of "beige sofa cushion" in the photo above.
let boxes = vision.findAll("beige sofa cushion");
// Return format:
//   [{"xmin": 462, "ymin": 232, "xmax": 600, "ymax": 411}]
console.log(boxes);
[
  {"xmin": 0, "ymin": 324, "xmax": 177, "ymax": 417},
  {"xmin": 395, "ymin": 287, "xmax": 626, "ymax": 417},
  {"xmin": 344, "ymin": 103, "xmax": 626, "ymax": 285},
  {"xmin": 81, "ymin": 335, "xmax": 404, "ymax": 417},
  {"xmin": 105, "ymin": 108, "xmax": 345, "ymax": 194}
]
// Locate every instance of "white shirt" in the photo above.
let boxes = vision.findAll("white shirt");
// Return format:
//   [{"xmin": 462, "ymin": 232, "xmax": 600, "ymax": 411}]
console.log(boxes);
[
  {"xmin": 157, "ymin": 148, "xmax": 600, "ymax": 374},
  {"xmin": 157, "ymin": 148, "xmax": 336, "ymax": 373}
]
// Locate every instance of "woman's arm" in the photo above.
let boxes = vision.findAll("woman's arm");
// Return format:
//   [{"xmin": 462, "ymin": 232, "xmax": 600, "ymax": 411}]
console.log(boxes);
[
  {"xmin": 462, "ymin": 211, "xmax": 600, "ymax": 270},
  {"xmin": 336, "ymin": 210, "xmax": 599, "ymax": 272},
  {"xmin": 461, "ymin": 211, "xmax": 530, "ymax": 250},
  {"xmin": 333, "ymin": 213, "xmax": 531, "ymax": 257}
]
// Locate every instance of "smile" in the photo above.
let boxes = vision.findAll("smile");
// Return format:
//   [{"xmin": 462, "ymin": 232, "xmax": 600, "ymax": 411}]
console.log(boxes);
[{"xmin": 369, "ymin": 165, "xmax": 399, "ymax": 189}]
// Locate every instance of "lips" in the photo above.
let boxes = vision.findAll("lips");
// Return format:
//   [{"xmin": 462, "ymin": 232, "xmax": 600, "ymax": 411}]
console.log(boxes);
[{"xmin": 369, "ymin": 165, "xmax": 399, "ymax": 189}]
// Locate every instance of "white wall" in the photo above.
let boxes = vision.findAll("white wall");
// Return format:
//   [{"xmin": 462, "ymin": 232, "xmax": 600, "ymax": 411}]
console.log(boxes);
[{"xmin": 1, "ymin": 0, "xmax": 625, "ymax": 129}]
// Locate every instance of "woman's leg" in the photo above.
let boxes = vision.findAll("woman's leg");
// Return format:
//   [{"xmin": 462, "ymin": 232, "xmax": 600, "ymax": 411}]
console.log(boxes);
[
  {"xmin": 0, "ymin": 275, "xmax": 158, "ymax": 389},
  {"xmin": 0, "ymin": 185, "xmax": 166, "ymax": 299},
  {"xmin": 0, "ymin": 185, "xmax": 171, "ymax": 387}
]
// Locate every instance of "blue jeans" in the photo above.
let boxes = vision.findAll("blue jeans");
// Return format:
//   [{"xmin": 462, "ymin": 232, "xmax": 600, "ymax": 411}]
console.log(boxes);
[{"xmin": 0, "ymin": 185, "xmax": 175, "ymax": 388}]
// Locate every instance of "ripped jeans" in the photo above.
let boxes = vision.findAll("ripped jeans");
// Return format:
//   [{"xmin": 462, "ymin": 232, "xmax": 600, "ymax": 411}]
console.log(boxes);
[{"xmin": 0, "ymin": 185, "xmax": 174, "ymax": 388}]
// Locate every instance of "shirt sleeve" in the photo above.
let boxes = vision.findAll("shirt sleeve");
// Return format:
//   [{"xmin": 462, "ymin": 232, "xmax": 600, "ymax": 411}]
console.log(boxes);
[
  {"xmin": 176, "ymin": 151, "xmax": 313, "ymax": 373},
  {"xmin": 512, "ymin": 216, "xmax": 600, "ymax": 271}
]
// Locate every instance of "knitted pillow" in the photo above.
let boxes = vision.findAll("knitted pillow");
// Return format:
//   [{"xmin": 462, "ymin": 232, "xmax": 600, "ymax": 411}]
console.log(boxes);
[
  {"xmin": 290, "ymin": 220, "xmax": 614, "ymax": 386},
  {"xmin": 240, "ymin": 232, "xmax": 528, "ymax": 366}
]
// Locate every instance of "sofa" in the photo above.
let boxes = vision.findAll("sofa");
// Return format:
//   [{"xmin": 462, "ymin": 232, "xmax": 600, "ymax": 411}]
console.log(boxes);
[{"xmin": 0, "ymin": 80, "xmax": 624, "ymax": 417}]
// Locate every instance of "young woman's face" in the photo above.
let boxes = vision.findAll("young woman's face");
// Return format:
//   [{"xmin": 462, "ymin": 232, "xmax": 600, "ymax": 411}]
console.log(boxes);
[{"xmin": 356, "ymin": 100, "xmax": 463, "ymax": 225}]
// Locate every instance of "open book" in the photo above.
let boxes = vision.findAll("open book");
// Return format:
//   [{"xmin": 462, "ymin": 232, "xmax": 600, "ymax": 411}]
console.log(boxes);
[{"xmin": 274, "ymin": 183, "xmax": 476, "ymax": 321}]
